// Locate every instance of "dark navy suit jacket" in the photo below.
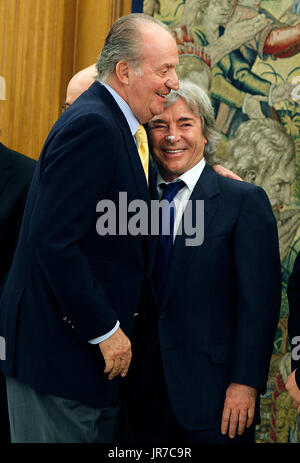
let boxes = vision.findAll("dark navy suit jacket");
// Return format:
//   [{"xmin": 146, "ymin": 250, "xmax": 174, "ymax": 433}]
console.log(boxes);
[
  {"xmin": 0, "ymin": 82, "xmax": 156, "ymax": 407},
  {"xmin": 132, "ymin": 165, "xmax": 282, "ymax": 431},
  {"xmin": 0, "ymin": 143, "xmax": 36, "ymax": 292},
  {"xmin": 0, "ymin": 143, "xmax": 35, "ymax": 442},
  {"xmin": 288, "ymin": 251, "xmax": 300, "ymax": 386}
]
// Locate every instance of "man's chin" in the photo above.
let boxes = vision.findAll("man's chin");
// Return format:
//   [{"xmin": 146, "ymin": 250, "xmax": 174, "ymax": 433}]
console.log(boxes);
[{"xmin": 151, "ymin": 103, "xmax": 166, "ymax": 117}]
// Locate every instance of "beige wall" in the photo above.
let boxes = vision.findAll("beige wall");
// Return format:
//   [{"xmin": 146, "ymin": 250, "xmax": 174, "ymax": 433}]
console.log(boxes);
[{"xmin": 0, "ymin": 0, "xmax": 132, "ymax": 159}]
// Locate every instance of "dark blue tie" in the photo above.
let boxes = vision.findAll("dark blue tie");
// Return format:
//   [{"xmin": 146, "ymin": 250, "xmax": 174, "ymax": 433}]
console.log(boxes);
[{"xmin": 154, "ymin": 180, "xmax": 186, "ymax": 300}]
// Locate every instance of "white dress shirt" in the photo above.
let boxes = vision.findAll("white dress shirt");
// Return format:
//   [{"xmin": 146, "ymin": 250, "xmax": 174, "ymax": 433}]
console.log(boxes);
[{"xmin": 156, "ymin": 157, "xmax": 206, "ymax": 241}]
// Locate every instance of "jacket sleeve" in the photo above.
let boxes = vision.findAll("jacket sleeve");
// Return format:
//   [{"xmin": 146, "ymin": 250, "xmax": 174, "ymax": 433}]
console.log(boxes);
[
  {"xmin": 29, "ymin": 112, "xmax": 120, "ymax": 343},
  {"xmin": 230, "ymin": 185, "xmax": 282, "ymax": 393},
  {"xmin": 287, "ymin": 252, "xmax": 300, "ymax": 383}
]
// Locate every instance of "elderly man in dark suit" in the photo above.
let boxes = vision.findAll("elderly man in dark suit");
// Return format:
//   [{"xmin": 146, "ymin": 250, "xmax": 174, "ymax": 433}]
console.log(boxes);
[
  {"xmin": 122, "ymin": 80, "xmax": 282, "ymax": 443},
  {"xmin": 0, "ymin": 13, "xmax": 180, "ymax": 443},
  {"xmin": 0, "ymin": 78, "xmax": 36, "ymax": 442}
]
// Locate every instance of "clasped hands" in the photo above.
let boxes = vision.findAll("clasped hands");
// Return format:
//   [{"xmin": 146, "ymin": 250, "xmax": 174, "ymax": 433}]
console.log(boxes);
[{"xmin": 99, "ymin": 327, "xmax": 132, "ymax": 380}]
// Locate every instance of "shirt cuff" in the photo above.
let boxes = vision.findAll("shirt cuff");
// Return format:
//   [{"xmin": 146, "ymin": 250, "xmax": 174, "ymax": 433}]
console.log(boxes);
[{"xmin": 88, "ymin": 321, "xmax": 120, "ymax": 344}]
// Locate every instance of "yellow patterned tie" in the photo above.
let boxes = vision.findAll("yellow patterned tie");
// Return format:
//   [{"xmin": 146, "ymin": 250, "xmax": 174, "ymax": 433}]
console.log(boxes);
[{"xmin": 135, "ymin": 125, "xmax": 149, "ymax": 184}]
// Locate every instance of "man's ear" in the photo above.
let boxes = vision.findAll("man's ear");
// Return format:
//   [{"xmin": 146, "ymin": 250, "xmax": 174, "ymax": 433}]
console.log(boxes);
[{"xmin": 115, "ymin": 61, "xmax": 130, "ymax": 85}]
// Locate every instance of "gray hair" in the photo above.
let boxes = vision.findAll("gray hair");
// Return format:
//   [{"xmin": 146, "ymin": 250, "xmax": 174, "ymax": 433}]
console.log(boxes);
[
  {"xmin": 96, "ymin": 13, "xmax": 171, "ymax": 82},
  {"xmin": 162, "ymin": 79, "xmax": 220, "ymax": 160},
  {"xmin": 225, "ymin": 118, "xmax": 295, "ymax": 178}
]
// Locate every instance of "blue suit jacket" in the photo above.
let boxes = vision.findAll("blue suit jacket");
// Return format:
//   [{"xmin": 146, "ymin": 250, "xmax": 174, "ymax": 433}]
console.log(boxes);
[
  {"xmin": 288, "ymin": 251, "xmax": 300, "ymax": 386},
  {"xmin": 0, "ymin": 82, "xmax": 157, "ymax": 407},
  {"xmin": 136, "ymin": 165, "xmax": 282, "ymax": 431},
  {"xmin": 0, "ymin": 143, "xmax": 36, "ymax": 292}
]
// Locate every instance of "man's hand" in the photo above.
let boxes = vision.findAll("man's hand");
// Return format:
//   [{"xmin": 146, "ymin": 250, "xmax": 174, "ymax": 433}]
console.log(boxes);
[
  {"xmin": 286, "ymin": 369, "xmax": 300, "ymax": 413},
  {"xmin": 221, "ymin": 383, "xmax": 257, "ymax": 439},
  {"xmin": 213, "ymin": 164, "xmax": 242, "ymax": 181},
  {"xmin": 99, "ymin": 327, "xmax": 132, "ymax": 380}
]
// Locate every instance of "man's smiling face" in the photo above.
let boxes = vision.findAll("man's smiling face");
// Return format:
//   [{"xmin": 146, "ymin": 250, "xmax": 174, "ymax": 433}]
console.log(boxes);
[
  {"xmin": 149, "ymin": 98, "xmax": 207, "ymax": 181},
  {"xmin": 124, "ymin": 25, "xmax": 179, "ymax": 124}
]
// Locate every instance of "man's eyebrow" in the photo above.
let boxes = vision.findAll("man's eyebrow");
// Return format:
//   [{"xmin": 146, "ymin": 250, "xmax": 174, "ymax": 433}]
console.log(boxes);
[
  {"xmin": 158, "ymin": 63, "xmax": 175, "ymax": 69},
  {"xmin": 150, "ymin": 119, "xmax": 167, "ymax": 125},
  {"xmin": 150, "ymin": 117, "xmax": 196, "ymax": 126},
  {"xmin": 178, "ymin": 117, "xmax": 195, "ymax": 122}
]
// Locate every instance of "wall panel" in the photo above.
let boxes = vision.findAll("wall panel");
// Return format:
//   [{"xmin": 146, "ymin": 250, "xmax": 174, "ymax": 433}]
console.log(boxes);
[
  {"xmin": 0, "ymin": 0, "xmax": 76, "ymax": 158},
  {"xmin": 0, "ymin": 0, "xmax": 130, "ymax": 159},
  {"xmin": 73, "ymin": 0, "xmax": 132, "ymax": 73}
]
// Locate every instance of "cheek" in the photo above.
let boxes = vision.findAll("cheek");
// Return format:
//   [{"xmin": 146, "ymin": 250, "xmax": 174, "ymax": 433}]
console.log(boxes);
[{"xmin": 150, "ymin": 134, "xmax": 163, "ymax": 151}]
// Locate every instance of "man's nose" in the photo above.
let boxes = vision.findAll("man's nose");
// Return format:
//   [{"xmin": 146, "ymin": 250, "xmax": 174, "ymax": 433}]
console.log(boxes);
[
  {"xmin": 165, "ymin": 127, "xmax": 180, "ymax": 143},
  {"xmin": 166, "ymin": 70, "xmax": 179, "ymax": 91}
]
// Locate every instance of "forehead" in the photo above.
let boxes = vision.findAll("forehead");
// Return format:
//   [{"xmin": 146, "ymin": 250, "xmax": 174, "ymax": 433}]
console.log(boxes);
[
  {"xmin": 151, "ymin": 98, "xmax": 200, "ymax": 122},
  {"xmin": 139, "ymin": 25, "xmax": 178, "ymax": 66}
]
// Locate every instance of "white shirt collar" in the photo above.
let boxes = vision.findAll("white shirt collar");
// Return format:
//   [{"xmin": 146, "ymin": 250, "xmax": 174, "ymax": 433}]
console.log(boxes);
[
  {"xmin": 156, "ymin": 157, "xmax": 206, "ymax": 191},
  {"xmin": 101, "ymin": 82, "xmax": 140, "ymax": 137}
]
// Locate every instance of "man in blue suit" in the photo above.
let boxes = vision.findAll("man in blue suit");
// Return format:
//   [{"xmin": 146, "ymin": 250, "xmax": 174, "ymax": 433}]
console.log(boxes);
[
  {"xmin": 122, "ymin": 80, "xmax": 282, "ymax": 443},
  {"xmin": 0, "ymin": 13, "xmax": 180, "ymax": 442}
]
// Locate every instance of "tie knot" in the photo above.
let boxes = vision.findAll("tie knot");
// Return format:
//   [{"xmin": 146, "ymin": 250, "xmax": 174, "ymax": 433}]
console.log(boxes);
[
  {"xmin": 160, "ymin": 180, "xmax": 185, "ymax": 203},
  {"xmin": 135, "ymin": 125, "xmax": 148, "ymax": 145}
]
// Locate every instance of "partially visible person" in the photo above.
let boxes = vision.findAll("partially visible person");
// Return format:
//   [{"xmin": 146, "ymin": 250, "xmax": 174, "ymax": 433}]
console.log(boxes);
[
  {"xmin": 286, "ymin": 252, "xmax": 300, "ymax": 412},
  {"xmin": 121, "ymin": 80, "xmax": 281, "ymax": 443},
  {"xmin": 64, "ymin": 64, "xmax": 97, "ymax": 108},
  {"xmin": 0, "ymin": 76, "xmax": 36, "ymax": 443}
]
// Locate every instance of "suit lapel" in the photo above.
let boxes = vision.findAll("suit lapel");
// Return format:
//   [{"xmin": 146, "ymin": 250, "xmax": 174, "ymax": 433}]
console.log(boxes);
[
  {"xmin": 161, "ymin": 165, "xmax": 220, "ymax": 309},
  {"xmin": 88, "ymin": 82, "xmax": 154, "ymax": 263},
  {"xmin": 121, "ymin": 125, "xmax": 152, "ymax": 203},
  {"xmin": 89, "ymin": 82, "xmax": 151, "ymax": 204},
  {"xmin": 149, "ymin": 159, "xmax": 159, "ymax": 201}
]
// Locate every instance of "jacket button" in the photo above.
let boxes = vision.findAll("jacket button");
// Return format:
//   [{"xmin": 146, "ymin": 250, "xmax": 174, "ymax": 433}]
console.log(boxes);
[{"xmin": 159, "ymin": 312, "xmax": 166, "ymax": 319}]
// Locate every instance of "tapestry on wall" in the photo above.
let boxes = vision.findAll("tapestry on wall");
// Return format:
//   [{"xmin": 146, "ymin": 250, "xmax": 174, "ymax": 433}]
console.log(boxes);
[{"xmin": 133, "ymin": 0, "xmax": 300, "ymax": 444}]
